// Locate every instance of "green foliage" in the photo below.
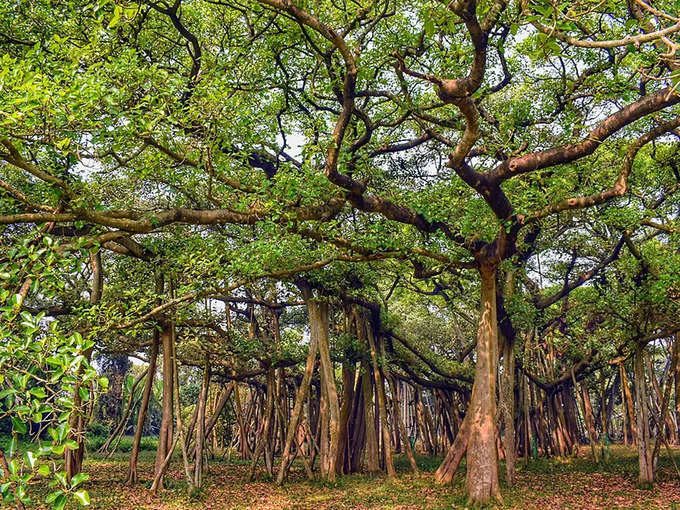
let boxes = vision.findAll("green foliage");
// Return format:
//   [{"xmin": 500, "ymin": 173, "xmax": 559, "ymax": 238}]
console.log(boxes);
[{"xmin": 0, "ymin": 232, "xmax": 103, "ymax": 508}]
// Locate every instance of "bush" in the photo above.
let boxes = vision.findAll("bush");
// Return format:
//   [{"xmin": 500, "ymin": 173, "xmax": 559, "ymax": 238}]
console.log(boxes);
[
  {"xmin": 86, "ymin": 435, "xmax": 158, "ymax": 453},
  {"xmin": 87, "ymin": 422, "xmax": 110, "ymax": 438}
]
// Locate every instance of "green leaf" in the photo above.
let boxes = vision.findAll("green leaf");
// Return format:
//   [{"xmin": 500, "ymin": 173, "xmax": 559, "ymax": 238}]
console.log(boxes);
[
  {"xmin": 78, "ymin": 386, "xmax": 90, "ymax": 402},
  {"xmin": 11, "ymin": 417, "xmax": 27, "ymax": 435},
  {"xmin": 24, "ymin": 450, "xmax": 36, "ymax": 469},
  {"xmin": 56, "ymin": 422, "xmax": 69, "ymax": 442},
  {"xmin": 45, "ymin": 490, "xmax": 62, "ymax": 504},
  {"xmin": 74, "ymin": 490, "xmax": 90, "ymax": 506},
  {"xmin": 64, "ymin": 440, "xmax": 79, "ymax": 450},
  {"xmin": 54, "ymin": 493, "xmax": 67, "ymax": 510},
  {"xmin": 38, "ymin": 464, "xmax": 50, "ymax": 476},
  {"xmin": 108, "ymin": 5, "xmax": 122, "ymax": 28},
  {"xmin": 70, "ymin": 472, "xmax": 89, "ymax": 488},
  {"xmin": 53, "ymin": 470, "xmax": 68, "ymax": 488},
  {"xmin": 30, "ymin": 387, "xmax": 46, "ymax": 398},
  {"xmin": 7, "ymin": 436, "xmax": 16, "ymax": 458}
]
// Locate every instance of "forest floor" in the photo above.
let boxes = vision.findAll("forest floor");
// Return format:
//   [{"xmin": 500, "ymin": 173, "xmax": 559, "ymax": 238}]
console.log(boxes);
[{"xmin": 19, "ymin": 444, "xmax": 680, "ymax": 509}]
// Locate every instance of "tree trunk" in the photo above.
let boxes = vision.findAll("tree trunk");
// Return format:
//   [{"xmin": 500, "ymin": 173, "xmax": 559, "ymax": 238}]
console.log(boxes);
[
  {"xmin": 199, "ymin": 383, "xmax": 233, "ymax": 454},
  {"xmin": 248, "ymin": 370, "xmax": 275, "ymax": 481},
  {"xmin": 335, "ymin": 364, "xmax": 354, "ymax": 474},
  {"xmin": 435, "ymin": 264, "xmax": 501, "ymax": 505},
  {"xmin": 361, "ymin": 361, "xmax": 380, "ymax": 472},
  {"xmin": 572, "ymin": 371, "xmax": 600, "ymax": 462},
  {"xmin": 312, "ymin": 300, "xmax": 341, "ymax": 481},
  {"xmin": 634, "ymin": 345, "xmax": 653, "ymax": 488},
  {"xmin": 193, "ymin": 361, "xmax": 211, "ymax": 488},
  {"xmin": 621, "ymin": 362, "xmax": 638, "ymax": 445},
  {"xmin": 366, "ymin": 323, "xmax": 395, "ymax": 478},
  {"xmin": 675, "ymin": 333, "xmax": 680, "ymax": 444},
  {"xmin": 464, "ymin": 264, "xmax": 502, "ymax": 504},
  {"xmin": 153, "ymin": 322, "xmax": 174, "ymax": 483},
  {"xmin": 101, "ymin": 367, "xmax": 148, "ymax": 455},
  {"xmin": 127, "ymin": 331, "xmax": 159, "ymax": 484}
]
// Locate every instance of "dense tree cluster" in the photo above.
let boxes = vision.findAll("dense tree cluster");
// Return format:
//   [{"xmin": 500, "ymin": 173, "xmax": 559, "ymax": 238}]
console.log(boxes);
[{"xmin": 1, "ymin": 0, "xmax": 680, "ymax": 507}]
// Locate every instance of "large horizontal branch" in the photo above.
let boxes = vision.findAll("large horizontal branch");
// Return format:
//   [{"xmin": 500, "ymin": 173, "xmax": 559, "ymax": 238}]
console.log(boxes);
[
  {"xmin": 531, "ymin": 19, "xmax": 680, "ymax": 50},
  {"xmin": 0, "ymin": 198, "xmax": 346, "ymax": 232},
  {"xmin": 527, "ymin": 116, "xmax": 680, "ymax": 221},
  {"xmin": 489, "ymin": 87, "xmax": 680, "ymax": 183}
]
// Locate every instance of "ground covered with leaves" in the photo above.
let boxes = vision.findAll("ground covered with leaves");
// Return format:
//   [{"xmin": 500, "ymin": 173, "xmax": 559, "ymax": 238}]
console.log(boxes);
[{"xmin": 23, "ymin": 446, "xmax": 680, "ymax": 509}]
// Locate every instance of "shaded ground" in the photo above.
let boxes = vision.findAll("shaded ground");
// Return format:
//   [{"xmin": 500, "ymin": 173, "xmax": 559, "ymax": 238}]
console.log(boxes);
[{"xmin": 23, "ymin": 445, "xmax": 680, "ymax": 509}]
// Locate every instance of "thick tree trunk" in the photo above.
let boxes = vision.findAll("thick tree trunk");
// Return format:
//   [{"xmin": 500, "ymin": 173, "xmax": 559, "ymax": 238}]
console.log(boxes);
[
  {"xmin": 312, "ymin": 300, "xmax": 341, "ymax": 481},
  {"xmin": 361, "ymin": 361, "xmax": 380, "ymax": 472},
  {"xmin": 348, "ymin": 366, "xmax": 367, "ymax": 473},
  {"xmin": 435, "ymin": 264, "xmax": 501, "ymax": 505},
  {"xmin": 465, "ymin": 264, "xmax": 502, "ymax": 504},
  {"xmin": 335, "ymin": 364, "xmax": 354, "ymax": 474},
  {"xmin": 634, "ymin": 345, "xmax": 654, "ymax": 488},
  {"xmin": 152, "ymin": 345, "xmax": 193, "ymax": 495}
]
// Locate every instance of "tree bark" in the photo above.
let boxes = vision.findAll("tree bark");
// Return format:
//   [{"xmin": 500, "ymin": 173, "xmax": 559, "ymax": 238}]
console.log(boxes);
[
  {"xmin": 193, "ymin": 361, "xmax": 211, "ymax": 488},
  {"xmin": 312, "ymin": 300, "xmax": 341, "ymax": 481},
  {"xmin": 127, "ymin": 330, "xmax": 159, "ymax": 484},
  {"xmin": 634, "ymin": 345, "xmax": 654, "ymax": 487},
  {"xmin": 465, "ymin": 264, "xmax": 502, "ymax": 504},
  {"xmin": 572, "ymin": 370, "xmax": 600, "ymax": 462},
  {"xmin": 248, "ymin": 370, "xmax": 275, "ymax": 480},
  {"xmin": 675, "ymin": 333, "xmax": 680, "ymax": 444},
  {"xmin": 366, "ymin": 323, "xmax": 395, "ymax": 478},
  {"xmin": 435, "ymin": 264, "xmax": 501, "ymax": 505},
  {"xmin": 621, "ymin": 362, "xmax": 638, "ymax": 445},
  {"xmin": 335, "ymin": 363, "xmax": 355, "ymax": 474},
  {"xmin": 153, "ymin": 321, "xmax": 174, "ymax": 483},
  {"xmin": 361, "ymin": 360, "xmax": 379, "ymax": 472}
]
